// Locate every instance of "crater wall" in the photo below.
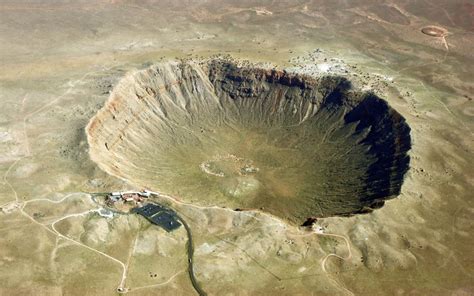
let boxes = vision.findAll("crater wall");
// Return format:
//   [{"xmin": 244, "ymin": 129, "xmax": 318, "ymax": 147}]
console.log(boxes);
[{"xmin": 86, "ymin": 60, "xmax": 411, "ymax": 223}]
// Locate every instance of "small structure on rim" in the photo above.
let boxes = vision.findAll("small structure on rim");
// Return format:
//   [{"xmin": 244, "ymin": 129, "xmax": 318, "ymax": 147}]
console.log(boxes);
[{"xmin": 301, "ymin": 217, "xmax": 318, "ymax": 228}]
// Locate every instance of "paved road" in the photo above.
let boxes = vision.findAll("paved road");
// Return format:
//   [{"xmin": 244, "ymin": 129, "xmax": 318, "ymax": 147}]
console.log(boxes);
[{"xmin": 176, "ymin": 213, "xmax": 207, "ymax": 296}]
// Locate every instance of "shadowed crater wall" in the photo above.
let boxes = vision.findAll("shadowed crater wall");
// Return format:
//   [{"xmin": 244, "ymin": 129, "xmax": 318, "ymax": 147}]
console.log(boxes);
[{"xmin": 86, "ymin": 60, "xmax": 411, "ymax": 223}]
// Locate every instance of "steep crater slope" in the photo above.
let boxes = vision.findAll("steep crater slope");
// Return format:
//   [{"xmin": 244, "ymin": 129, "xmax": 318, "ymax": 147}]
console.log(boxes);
[{"xmin": 86, "ymin": 60, "xmax": 411, "ymax": 223}]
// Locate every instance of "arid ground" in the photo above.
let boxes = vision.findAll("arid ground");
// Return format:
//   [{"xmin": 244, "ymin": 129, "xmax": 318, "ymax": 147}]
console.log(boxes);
[{"xmin": 0, "ymin": 1, "xmax": 473, "ymax": 295}]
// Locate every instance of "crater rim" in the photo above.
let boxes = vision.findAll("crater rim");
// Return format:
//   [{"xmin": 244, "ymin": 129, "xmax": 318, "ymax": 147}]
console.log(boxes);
[{"xmin": 86, "ymin": 59, "xmax": 412, "ymax": 224}]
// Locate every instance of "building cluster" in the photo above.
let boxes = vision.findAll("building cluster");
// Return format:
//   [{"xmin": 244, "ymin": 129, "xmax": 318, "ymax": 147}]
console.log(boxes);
[{"xmin": 106, "ymin": 190, "xmax": 151, "ymax": 206}]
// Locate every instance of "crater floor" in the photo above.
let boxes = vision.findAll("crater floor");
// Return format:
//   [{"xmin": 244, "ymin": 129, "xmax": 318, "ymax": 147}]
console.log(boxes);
[{"xmin": 87, "ymin": 61, "xmax": 411, "ymax": 223}]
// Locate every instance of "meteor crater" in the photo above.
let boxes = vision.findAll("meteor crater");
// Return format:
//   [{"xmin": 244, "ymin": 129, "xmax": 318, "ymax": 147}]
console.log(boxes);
[{"xmin": 86, "ymin": 60, "xmax": 411, "ymax": 223}]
